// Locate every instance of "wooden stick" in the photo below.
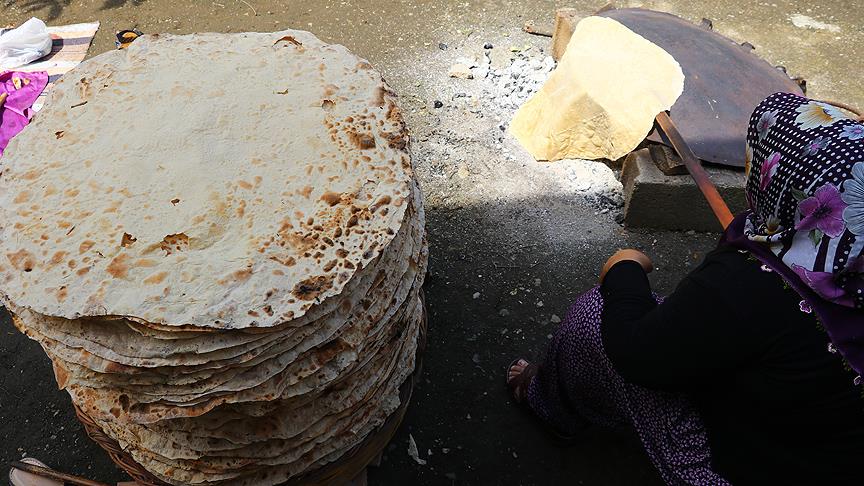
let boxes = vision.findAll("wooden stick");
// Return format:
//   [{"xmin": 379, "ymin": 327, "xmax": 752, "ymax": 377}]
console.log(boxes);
[
  {"xmin": 655, "ymin": 112, "xmax": 734, "ymax": 229},
  {"xmin": 9, "ymin": 461, "xmax": 112, "ymax": 486},
  {"xmin": 522, "ymin": 21, "xmax": 552, "ymax": 37},
  {"xmin": 551, "ymin": 8, "xmax": 579, "ymax": 61}
]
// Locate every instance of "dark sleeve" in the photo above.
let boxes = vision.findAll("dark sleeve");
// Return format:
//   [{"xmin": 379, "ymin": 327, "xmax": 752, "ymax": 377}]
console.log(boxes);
[{"xmin": 600, "ymin": 253, "xmax": 764, "ymax": 391}]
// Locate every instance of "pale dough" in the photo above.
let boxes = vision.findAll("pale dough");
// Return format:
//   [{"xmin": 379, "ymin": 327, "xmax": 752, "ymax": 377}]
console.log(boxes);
[{"xmin": 510, "ymin": 16, "xmax": 685, "ymax": 161}]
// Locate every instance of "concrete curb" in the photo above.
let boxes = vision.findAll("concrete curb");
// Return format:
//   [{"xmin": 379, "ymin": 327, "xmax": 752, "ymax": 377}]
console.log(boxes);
[{"xmin": 621, "ymin": 148, "xmax": 748, "ymax": 231}]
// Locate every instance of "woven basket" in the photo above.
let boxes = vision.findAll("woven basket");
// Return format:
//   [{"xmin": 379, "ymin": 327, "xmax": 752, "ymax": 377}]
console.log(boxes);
[{"xmin": 74, "ymin": 291, "xmax": 428, "ymax": 486}]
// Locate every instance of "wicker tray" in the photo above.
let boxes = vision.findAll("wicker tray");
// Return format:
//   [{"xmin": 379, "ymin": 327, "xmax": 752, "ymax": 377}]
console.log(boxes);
[{"xmin": 74, "ymin": 291, "xmax": 428, "ymax": 486}]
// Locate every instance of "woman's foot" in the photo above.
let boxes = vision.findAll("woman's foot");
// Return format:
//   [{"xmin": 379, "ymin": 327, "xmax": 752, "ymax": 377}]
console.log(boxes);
[
  {"xmin": 506, "ymin": 358, "xmax": 586, "ymax": 443},
  {"xmin": 507, "ymin": 359, "xmax": 539, "ymax": 403}
]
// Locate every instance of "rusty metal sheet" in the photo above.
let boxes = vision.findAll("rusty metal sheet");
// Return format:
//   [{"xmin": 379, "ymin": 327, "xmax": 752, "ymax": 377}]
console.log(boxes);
[{"xmin": 598, "ymin": 8, "xmax": 804, "ymax": 168}]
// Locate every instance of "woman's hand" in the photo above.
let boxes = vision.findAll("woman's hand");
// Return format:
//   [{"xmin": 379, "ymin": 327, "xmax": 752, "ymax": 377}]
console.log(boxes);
[{"xmin": 600, "ymin": 249, "xmax": 654, "ymax": 282}]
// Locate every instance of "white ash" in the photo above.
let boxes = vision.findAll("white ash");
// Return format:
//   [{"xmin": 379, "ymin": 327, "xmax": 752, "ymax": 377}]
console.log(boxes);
[
  {"xmin": 444, "ymin": 49, "xmax": 556, "ymax": 118},
  {"xmin": 417, "ymin": 45, "xmax": 623, "ymax": 213},
  {"xmin": 554, "ymin": 159, "xmax": 624, "ymax": 208},
  {"xmin": 483, "ymin": 53, "xmax": 556, "ymax": 113}
]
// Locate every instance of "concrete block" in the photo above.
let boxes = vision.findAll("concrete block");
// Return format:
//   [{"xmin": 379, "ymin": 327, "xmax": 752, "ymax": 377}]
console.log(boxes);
[{"xmin": 621, "ymin": 148, "xmax": 748, "ymax": 232}]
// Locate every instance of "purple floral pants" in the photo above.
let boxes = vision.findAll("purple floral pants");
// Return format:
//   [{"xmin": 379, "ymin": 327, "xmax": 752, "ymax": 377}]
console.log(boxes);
[{"xmin": 527, "ymin": 286, "xmax": 731, "ymax": 485}]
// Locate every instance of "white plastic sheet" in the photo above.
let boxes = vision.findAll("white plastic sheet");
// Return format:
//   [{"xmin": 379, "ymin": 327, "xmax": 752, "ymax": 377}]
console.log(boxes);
[{"xmin": 0, "ymin": 18, "xmax": 52, "ymax": 70}]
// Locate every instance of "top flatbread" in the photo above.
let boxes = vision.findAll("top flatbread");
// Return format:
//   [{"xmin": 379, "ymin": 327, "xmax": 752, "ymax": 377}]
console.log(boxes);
[{"xmin": 0, "ymin": 30, "xmax": 413, "ymax": 329}]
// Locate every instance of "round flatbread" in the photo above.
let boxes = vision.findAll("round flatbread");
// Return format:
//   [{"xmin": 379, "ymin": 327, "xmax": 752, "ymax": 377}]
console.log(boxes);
[{"xmin": 0, "ymin": 29, "xmax": 413, "ymax": 329}]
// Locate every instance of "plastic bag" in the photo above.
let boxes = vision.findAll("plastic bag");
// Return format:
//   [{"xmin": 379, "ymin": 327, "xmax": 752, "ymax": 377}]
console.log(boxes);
[{"xmin": 0, "ymin": 18, "xmax": 52, "ymax": 70}]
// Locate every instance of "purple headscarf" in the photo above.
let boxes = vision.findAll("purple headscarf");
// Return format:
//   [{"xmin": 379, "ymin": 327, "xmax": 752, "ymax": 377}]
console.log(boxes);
[{"xmin": 723, "ymin": 92, "xmax": 864, "ymax": 381}]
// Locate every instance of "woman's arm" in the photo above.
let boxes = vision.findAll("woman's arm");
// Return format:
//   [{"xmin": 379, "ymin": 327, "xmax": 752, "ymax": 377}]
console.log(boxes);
[
  {"xmin": 600, "ymin": 249, "xmax": 654, "ymax": 282},
  {"xmin": 599, "ymin": 248, "xmax": 762, "ymax": 391}
]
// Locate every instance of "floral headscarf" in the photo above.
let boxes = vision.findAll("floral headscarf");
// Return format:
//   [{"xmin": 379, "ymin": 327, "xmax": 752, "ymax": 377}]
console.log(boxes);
[{"xmin": 724, "ymin": 92, "xmax": 864, "ymax": 380}]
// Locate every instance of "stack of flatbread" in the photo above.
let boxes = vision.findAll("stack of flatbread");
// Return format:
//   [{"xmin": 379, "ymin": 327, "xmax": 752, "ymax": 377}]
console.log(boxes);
[{"xmin": 0, "ymin": 30, "xmax": 427, "ymax": 485}]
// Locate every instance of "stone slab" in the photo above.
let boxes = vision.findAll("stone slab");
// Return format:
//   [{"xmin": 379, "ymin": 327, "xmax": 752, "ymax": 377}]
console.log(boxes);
[{"xmin": 621, "ymin": 148, "xmax": 748, "ymax": 231}]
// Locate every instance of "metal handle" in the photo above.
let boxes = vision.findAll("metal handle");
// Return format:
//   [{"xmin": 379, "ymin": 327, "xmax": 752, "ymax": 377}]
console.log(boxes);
[{"xmin": 655, "ymin": 111, "xmax": 735, "ymax": 229}]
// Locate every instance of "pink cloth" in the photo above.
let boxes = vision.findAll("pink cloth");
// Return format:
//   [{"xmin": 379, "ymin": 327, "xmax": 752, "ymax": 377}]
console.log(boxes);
[{"xmin": 0, "ymin": 70, "xmax": 48, "ymax": 156}]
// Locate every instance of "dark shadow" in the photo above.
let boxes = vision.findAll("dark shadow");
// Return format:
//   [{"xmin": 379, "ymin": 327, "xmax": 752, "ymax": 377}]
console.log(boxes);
[
  {"xmin": 4, "ymin": 0, "xmax": 148, "ymax": 21},
  {"xmin": 4, "ymin": 0, "xmax": 72, "ymax": 22},
  {"xmin": 99, "ymin": 0, "xmax": 147, "ymax": 10},
  {"xmin": 0, "ymin": 190, "xmax": 720, "ymax": 485},
  {"xmin": 367, "ymin": 194, "xmax": 718, "ymax": 485}
]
